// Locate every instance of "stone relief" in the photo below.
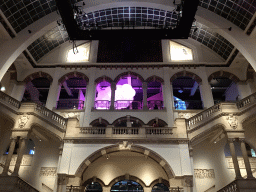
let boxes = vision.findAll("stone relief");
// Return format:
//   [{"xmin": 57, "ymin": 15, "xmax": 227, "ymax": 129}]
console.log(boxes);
[
  {"xmin": 60, "ymin": 112, "xmax": 80, "ymax": 120},
  {"xmin": 119, "ymin": 141, "xmax": 133, "ymax": 150},
  {"xmin": 226, "ymin": 157, "xmax": 256, "ymax": 169},
  {"xmin": 226, "ymin": 114, "xmax": 238, "ymax": 129},
  {"xmin": 194, "ymin": 169, "xmax": 215, "ymax": 179},
  {"xmin": 18, "ymin": 115, "xmax": 29, "ymax": 128},
  {"xmin": 40, "ymin": 167, "xmax": 57, "ymax": 177},
  {"xmin": 2, "ymin": 155, "xmax": 33, "ymax": 166},
  {"xmin": 178, "ymin": 113, "xmax": 194, "ymax": 119}
]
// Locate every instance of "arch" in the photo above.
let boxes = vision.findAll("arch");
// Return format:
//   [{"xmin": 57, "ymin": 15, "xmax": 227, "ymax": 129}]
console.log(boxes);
[
  {"xmin": 75, "ymin": 144, "xmax": 175, "ymax": 179},
  {"xmin": 58, "ymin": 72, "xmax": 89, "ymax": 85},
  {"xmin": 108, "ymin": 175, "xmax": 146, "ymax": 188},
  {"xmin": 208, "ymin": 71, "xmax": 240, "ymax": 83},
  {"xmin": 145, "ymin": 76, "xmax": 164, "ymax": 83},
  {"xmin": 170, "ymin": 71, "xmax": 202, "ymax": 84},
  {"xmin": 82, "ymin": 177, "xmax": 106, "ymax": 187},
  {"xmin": 114, "ymin": 72, "xmax": 144, "ymax": 83},
  {"xmin": 112, "ymin": 116, "xmax": 145, "ymax": 127},
  {"xmin": 147, "ymin": 119, "xmax": 168, "ymax": 127},
  {"xmin": 149, "ymin": 179, "xmax": 170, "ymax": 188},
  {"xmin": 95, "ymin": 76, "xmax": 113, "ymax": 84},
  {"xmin": 23, "ymin": 71, "xmax": 53, "ymax": 83},
  {"xmin": 90, "ymin": 118, "xmax": 110, "ymax": 127}
]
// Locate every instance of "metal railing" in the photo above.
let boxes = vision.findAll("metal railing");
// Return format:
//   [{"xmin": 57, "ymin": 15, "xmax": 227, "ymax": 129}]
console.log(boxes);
[
  {"xmin": 57, "ymin": 100, "xmax": 84, "ymax": 110},
  {"xmin": 147, "ymin": 100, "xmax": 163, "ymax": 110},
  {"xmin": 94, "ymin": 100, "xmax": 110, "ymax": 109},
  {"xmin": 115, "ymin": 100, "xmax": 142, "ymax": 110}
]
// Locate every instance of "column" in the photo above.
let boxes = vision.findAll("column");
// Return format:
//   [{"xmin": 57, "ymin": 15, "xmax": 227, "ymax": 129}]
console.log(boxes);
[
  {"xmin": 5, "ymin": 80, "xmax": 16, "ymax": 96},
  {"xmin": 54, "ymin": 143, "xmax": 64, "ymax": 192},
  {"xmin": 240, "ymin": 139, "xmax": 254, "ymax": 178},
  {"xmin": 163, "ymin": 68, "xmax": 174, "ymax": 126},
  {"xmin": 110, "ymin": 82, "xmax": 116, "ymax": 110},
  {"xmin": 1, "ymin": 137, "xmax": 16, "ymax": 175},
  {"xmin": 10, "ymin": 82, "xmax": 26, "ymax": 101},
  {"xmin": 12, "ymin": 137, "xmax": 27, "ymax": 176},
  {"xmin": 45, "ymin": 68, "xmax": 61, "ymax": 110},
  {"xmin": 142, "ymin": 82, "xmax": 148, "ymax": 110},
  {"xmin": 237, "ymin": 81, "xmax": 251, "ymax": 99},
  {"xmin": 199, "ymin": 82, "xmax": 214, "ymax": 108},
  {"xmin": 228, "ymin": 139, "xmax": 242, "ymax": 179},
  {"xmin": 57, "ymin": 174, "xmax": 68, "ymax": 192}
]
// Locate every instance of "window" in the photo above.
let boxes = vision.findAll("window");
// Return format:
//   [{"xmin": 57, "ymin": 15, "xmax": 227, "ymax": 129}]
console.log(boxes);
[
  {"xmin": 67, "ymin": 43, "xmax": 90, "ymax": 62},
  {"xmin": 170, "ymin": 41, "xmax": 193, "ymax": 61}
]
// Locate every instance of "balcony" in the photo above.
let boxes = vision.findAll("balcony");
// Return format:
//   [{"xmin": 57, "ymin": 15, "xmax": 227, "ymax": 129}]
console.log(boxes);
[
  {"xmin": 174, "ymin": 100, "xmax": 203, "ymax": 110},
  {"xmin": 115, "ymin": 100, "xmax": 142, "ymax": 110},
  {"xmin": 148, "ymin": 100, "xmax": 163, "ymax": 110},
  {"xmin": 57, "ymin": 99, "xmax": 84, "ymax": 110},
  {"xmin": 94, "ymin": 100, "xmax": 110, "ymax": 110}
]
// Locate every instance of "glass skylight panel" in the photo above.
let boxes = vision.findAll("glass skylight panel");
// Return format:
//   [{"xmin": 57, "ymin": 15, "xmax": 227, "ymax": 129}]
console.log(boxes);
[
  {"xmin": 66, "ymin": 43, "xmax": 90, "ymax": 62},
  {"xmin": 170, "ymin": 41, "xmax": 193, "ymax": 61}
]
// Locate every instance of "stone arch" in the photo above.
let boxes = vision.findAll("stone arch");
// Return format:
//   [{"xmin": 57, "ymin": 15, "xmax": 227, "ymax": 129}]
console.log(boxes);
[
  {"xmin": 23, "ymin": 71, "xmax": 53, "ymax": 83},
  {"xmin": 208, "ymin": 71, "xmax": 240, "ymax": 83},
  {"xmin": 90, "ymin": 118, "xmax": 110, "ymax": 127},
  {"xmin": 108, "ymin": 175, "xmax": 147, "ymax": 188},
  {"xmin": 170, "ymin": 70, "xmax": 202, "ymax": 84},
  {"xmin": 114, "ymin": 71, "xmax": 144, "ymax": 83},
  {"xmin": 149, "ymin": 178, "xmax": 170, "ymax": 188},
  {"xmin": 58, "ymin": 72, "xmax": 89, "ymax": 85},
  {"xmin": 145, "ymin": 76, "xmax": 164, "ymax": 84},
  {"xmin": 95, "ymin": 76, "xmax": 113, "ymax": 84},
  {"xmin": 147, "ymin": 119, "xmax": 168, "ymax": 127},
  {"xmin": 82, "ymin": 177, "xmax": 106, "ymax": 187},
  {"xmin": 112, "ymin": 116, "xmax": 145, "ymax": 126},
  {"xmin": 75, "ymin": 144, "xmax": 175, "ymax": 180}
]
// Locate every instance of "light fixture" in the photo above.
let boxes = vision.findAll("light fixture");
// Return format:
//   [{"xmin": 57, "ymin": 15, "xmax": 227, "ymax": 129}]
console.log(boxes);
[{"xmin": 1, "ymin": 87, "xmax": 5, "ymax": 91}]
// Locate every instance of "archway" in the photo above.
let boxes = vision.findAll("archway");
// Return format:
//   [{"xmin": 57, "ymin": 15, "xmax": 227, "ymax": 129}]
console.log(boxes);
[{"xmin": 110, "ymin": 180, "xmax": 144, "ymax": 192}]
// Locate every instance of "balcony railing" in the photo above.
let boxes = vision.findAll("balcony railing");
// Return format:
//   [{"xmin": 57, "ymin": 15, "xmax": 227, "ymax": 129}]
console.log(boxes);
[
  {"xmin": 66, "ymin": 186, "xmax": 81, "ymax": 192},
  {"xmin": 217, "ymin": 179, "xmax": 256, "ymax": 192},
  {"xmin": 148, "ymin": 100, "xmax": 163, "ymax": 110},
  {"xmin": 115, "ymin": 100, "xmax": 142, "ymax": 110},
  {"xmin": 174, "ymin": 100, "xmax": 203, "ymax": 110},
  {"xmin": 80, "ymin": 127, "xmax": 106, "ymax": 134},
  {"xmin": 94, "ymin": 100, "xmax": 110, "ymax": 109},
  {"xmin": 113, "ymin": 127, "xmax": 139, "ymax": 135},
  {"xmin": 0, "ymin": 91, "xmax": 21, "ymax": 108},
  {"xmin": 57, "ymin": 100, "xmax": 84, "ymax": 110}
]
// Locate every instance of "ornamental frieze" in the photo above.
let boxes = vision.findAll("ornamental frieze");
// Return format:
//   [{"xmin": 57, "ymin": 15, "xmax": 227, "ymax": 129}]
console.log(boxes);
[
  {"xmin": 194, "ymin": 169, "xmax": 215, "ymax": 179},
  {"xmin": 40, "ymin": 167, "xmax": 57, "ymax": 177}
]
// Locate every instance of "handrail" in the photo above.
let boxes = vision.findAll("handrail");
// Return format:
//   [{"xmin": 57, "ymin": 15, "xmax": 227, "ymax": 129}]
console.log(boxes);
[
  {"xmin": 0, "ymin": 162, "xmax": 13, "ymax": 173},
  {"xmin": 80, "ymin": 127, "xmax": 106, "ymax": 134},
  {"xmin": 0, "ymin": 91, "xmax": 21, "ymax": 108}
]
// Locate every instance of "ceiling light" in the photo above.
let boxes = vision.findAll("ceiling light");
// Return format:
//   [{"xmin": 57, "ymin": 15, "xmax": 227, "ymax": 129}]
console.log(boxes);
[
  {"xmin": 178, "ymin": 89, "xmax": 183, "ymax": 93},
  {"xmin": 1, "ymin": 87, "xmax": 5, "ymax": 91}
]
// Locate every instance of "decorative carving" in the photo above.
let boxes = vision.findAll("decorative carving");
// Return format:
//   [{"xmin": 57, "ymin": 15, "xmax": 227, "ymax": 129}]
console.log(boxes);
[
  {"xmin": 40, "ymin": 167, "xmax": 57, "ymax": 177},
  {"xmin": 119, "ymin": 141, "xmax": 133, "ymax": 150},
  {"xmin": 60, "ymin": 112, "xmax": 80, "ymax": 120},
  {"xmin": 226, "ymin": 114, "xmax": 238, "ymax": 129},
  {"xmin": 178, "ymin": 113, "xmax": 193, "ymax": 119},
  {"xmin": 226, "ymin": 157, "xmax": 256, "ymax": 169},
  {"xmin": 194, "ymin": 169, "xmax": 215, "ymax": 179},
  {"xmin": 18, "ymin": 115, "xmax": 29, "ymax": 128},
  {"xmin": 2, "ymin": 155, "xmax": 33, "ymax": 166},
  {"xmin": 183, "ymin": 175, "xmax": 193, "ymax": 187}
]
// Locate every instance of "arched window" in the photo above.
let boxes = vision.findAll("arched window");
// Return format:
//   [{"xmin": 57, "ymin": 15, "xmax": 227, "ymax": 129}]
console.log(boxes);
[
  {"xmin": 152, "ymin": 183, "xmax": 169, "ymax": 192},
  {"xmin": 111, "ymin": 180, "xmax": 143, "ymax": 192},
  {"xmin": 147, "ymin": 81, "xmax": 163, "ymax": 110},
  {"xmin": 172, "ymin": 77, "xmax": 203, "ymax": 110},
  {"xmin": 85, "ymin": 182, "xmax": 103, "ymax": 192},
  {"xmin": 22, "ymin": 77, "xmax": 51, "ymax": 106},
  {"xmin": 94, "ymin": 81, "xmax": 111, "ymax": 110}
]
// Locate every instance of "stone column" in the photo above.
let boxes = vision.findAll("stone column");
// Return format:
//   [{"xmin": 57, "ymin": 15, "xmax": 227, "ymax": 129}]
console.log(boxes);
[
  {"xmin": 10, "ymin": 82, "xmax": 26, "ymax": 101},
  {"xmin": 142, "ymin": 82, "xmax": 148, "ymax": 110},
  {"xmin": 1, "ymin": 137, "xmax": 16, "ymax": 175},
  {"xmin": 199, "ymin": 82, "xmax": 214, "ymax": 108},
  {"xmin": 12, "ymin": 137, "xmax": 27, "ymax": 176},
  {"xmin": 237, "ymin": 81, "xmax": 251, "ymax": 99},
  {"xmin": 110, "ymin": 82, "xmax": 116, "ymax": 110},
  {"xmin": 240, "ymin": 139, "xmax": 254, "ymax": 178},
  {"xmin": 45, "ymin": 68, "xmax": 61, "ymax": 110},
  {"xmin": 163, "ymin": 68, "xmax": 174, "ymax": 126},
  {"xmin": 57, "ymin": 174, "xmax": 68, "ymax": 192},
  {"xmin": 228, "ymin": 139, "xmax": 242, "ymax": 179},
  {"xmin": 54, "ymin": 143, "xmax": 64, "ymax": 192}
]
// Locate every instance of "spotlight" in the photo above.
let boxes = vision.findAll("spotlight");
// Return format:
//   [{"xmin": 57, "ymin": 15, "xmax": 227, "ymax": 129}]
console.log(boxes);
[
  {"xmin": 1, "ymin": 87, "xmax": 5, "ymax": 91},
  {"xmin": 178, "ymin": 89, "xmax": 183, "ymax": 93}
]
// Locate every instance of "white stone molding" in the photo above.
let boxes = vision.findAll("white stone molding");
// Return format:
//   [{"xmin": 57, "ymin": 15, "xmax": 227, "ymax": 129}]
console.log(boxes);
[
  {"xmin": 194, "ymin": 169, "xmax": 215, "ymax": 179},
  {"xmin": 119, "ymin": 141, "xmax": 133, "ymax": 150},
  {"xmin": 60, "ymin": 112, "xmax": 80, "ymax": 120},
  {"xmin": 40, "ymin": 167, "xmax": 57, "ymax": 177}
]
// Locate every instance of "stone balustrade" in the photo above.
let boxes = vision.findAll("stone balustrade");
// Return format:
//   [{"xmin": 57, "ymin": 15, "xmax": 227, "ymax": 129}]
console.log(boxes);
[
  {"xmin": 236, "ymin": 92, "xmax": 256, "ymax": 109},
  {"xmin": 217, "ymin": 180, "xmax": 238, "ymax": 192},
  {"xmin": 0, "ymin": 176, "xmax": 39, "ymax": 192},
  {"xmin": 217, "ymin": 179, "xmax": 256, "ymax": 192},
  {"xmin": 66, "ymin": 186, "xmax": 81, "ymax": 192},
  {"xmin": 79, "ymin": 127, "xmax": 174, "ymax": 138},
  {"xmin": 0, "ymin": 91, "xmax": 21, "ymax": 109}
]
